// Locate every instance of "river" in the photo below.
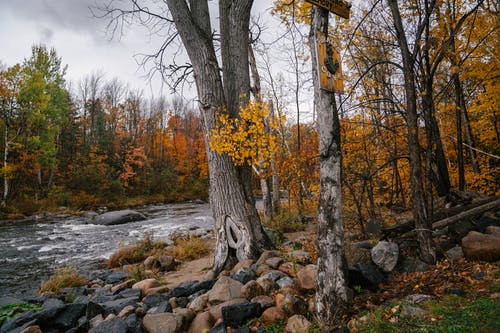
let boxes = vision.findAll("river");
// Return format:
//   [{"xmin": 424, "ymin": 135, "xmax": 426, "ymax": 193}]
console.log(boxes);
[{"xmin": 0, "ymin": 202, "xmax": 214, "ymax": 298}]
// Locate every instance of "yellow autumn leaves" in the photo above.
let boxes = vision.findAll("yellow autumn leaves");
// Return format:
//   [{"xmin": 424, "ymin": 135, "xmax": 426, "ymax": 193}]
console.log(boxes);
[{"xmin": 209, "ymin": 100, "xmax": 281, "ymax": 170}]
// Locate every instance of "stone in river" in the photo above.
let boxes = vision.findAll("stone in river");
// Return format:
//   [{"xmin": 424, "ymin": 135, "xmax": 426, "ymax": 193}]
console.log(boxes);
[{"xmin": 91, "ymin": 210, "xmax": 146, "ymax": 226}]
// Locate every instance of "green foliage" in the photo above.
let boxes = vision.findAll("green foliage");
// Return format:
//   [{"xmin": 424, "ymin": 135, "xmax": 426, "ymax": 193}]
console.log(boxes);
[
  {"xmin": 263, "ymin": 320, "xmax": 286, "ymax": 333},
  {"xmin": 39, "ymin": 266, "xmax": 87, "ymax": 294},
  {"xmin": 0, "ymin": 303, "xmax": 42, "ymax": 325}
]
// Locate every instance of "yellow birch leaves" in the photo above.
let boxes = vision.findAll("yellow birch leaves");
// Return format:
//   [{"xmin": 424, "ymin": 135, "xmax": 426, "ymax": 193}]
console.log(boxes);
[{"xmin": 209, "ymin": 100, "xmax": 281, "ymax": 170}]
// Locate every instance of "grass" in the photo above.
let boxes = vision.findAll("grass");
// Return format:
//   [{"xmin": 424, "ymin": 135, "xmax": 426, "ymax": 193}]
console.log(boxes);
[
  {"xmin": 350, "ymin": 296, "xmax": 500, "ymax": 333},
  {"xmin": 39, "ymin": 266, "xmax": 88, "ymax": 294},
  {"xmin": 166, "ymin": 236, "xmax": 210, "ymax": 261},
  {"xmin": 107, "ymin": 232, "xmax": 168, "ymax": 268},
  {"xmin": 0, "ymin": 303, "xmax": 43, "ymax": 325}
]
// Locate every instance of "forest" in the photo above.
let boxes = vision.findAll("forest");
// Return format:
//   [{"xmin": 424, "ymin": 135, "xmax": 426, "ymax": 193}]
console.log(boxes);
[{"xmin": 0, "ymin": 0, "xmax": 498, "ymax": 331}]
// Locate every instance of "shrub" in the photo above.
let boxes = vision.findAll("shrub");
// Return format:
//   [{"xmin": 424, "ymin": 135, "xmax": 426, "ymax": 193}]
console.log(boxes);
[
  {"xmin": 107, "ymin": 232, "xmax": 168, "ymax": 268},
  {"xmin": 167, "ymin": 236, "xmax": 210, "ymax": 261},
  {"xmin": 39, "ymin": 267, "xmax": 87, "ymax": 294}
]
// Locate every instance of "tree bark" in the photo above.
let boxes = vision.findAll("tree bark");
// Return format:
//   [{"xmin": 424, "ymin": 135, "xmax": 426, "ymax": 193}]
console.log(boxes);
[
  {"xmin": 166, "ymin": 0, "xmax": 272, "ymax": 274},
  {"xmin": 310, "ymin": 7, "xmax": 349, "ymax": 329},
  {"xmin": 388, "ymin": 0, "xmax": 436, "ymax": 264}
]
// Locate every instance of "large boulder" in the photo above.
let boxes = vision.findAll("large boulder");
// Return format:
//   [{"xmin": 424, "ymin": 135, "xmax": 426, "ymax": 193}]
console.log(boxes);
[
  {"xmin": 221, "ymin": 301, "xmax": 262, "ymax": 328},
  {"xmin": 285, "ymin": 315, "xmax": 311, "ymax": 333},
  {"xmin": 349, "ymin": 263, "xmax": 384, "ymax": 290},
  {"xmin": 142, "ymin": 313, "xmax": 184, "ymax": 333},
  {"xmin": 296, "ymin": 265, "xmax": 317, "ymax": 291},
  {"xmin": 461, "ymin": 231, "xmax": 500, "ymax": 262},
  {"xmin": 371, "ymin": 241, "xmax": 399, "ymax": 272},
  {"xmin": 91, "ymin": 316, "xmax": 128, "ymax": 333},
  {"xmin": 91, "ymin": 210, "xmax": 146, "ymax": 226},
  {"xmin": 207, "ymin": 277, "xmax": 243, "ymax": 305},
  {"xmin": 188, "ymin": 312, "xmax": 214, "ymax": 333}
]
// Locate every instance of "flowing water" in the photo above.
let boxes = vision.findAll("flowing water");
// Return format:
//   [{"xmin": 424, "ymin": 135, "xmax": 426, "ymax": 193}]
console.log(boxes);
[{"xmin": 0, "ymin": 202, "xmax": 213, "ymax": 298}]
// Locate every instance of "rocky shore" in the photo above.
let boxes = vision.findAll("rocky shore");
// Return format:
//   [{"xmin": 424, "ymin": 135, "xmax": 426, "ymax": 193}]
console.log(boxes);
[{"xmin": 1, "ymin": 206, "xmax": 499, "ymax": 333}]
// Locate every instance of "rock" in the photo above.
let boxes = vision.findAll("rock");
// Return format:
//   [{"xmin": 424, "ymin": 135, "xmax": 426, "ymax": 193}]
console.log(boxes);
[
  {"xmin": 403, "ymin": 294, "xmax": 434, "ymax": 304},
  {"xmin": 278, "ymin": 262, "xmax": 302, "ymax": 277},
  {"xmin": 173, "ymin": 308, "xmax": 195, "ymax": 326},
  {"xmin": 91, "ymin": 316, "xmax": 128, "ymax": 333},
  {"xmin": 445, "ymin": 247, "xmax": 464, "ymax": 263},
  {"xmin": 124, "ymin": 314, "xmax": 144, "ymax": 333},
  {"xmin": 449, "ymin": 220, "xmax": 475, "ymax": 238},
  {"xmin": 399, "ymin": 256, "xmax": 429, "ymax": 273},
  {"xmin": 255, "ymin": 264, "xmax": 272, "ymax": 277},
  {"xmin": 53, "ymin": 303, "xmax": 86, "ymax": 330},
  {"xmin": 261, "ymin": 306, "xmax": 286, "ymax": 323},
  {"xmin": 118, "ymin": 305, "xmax": 136, "ymax": 318},
  {"xmin": 188, "ymin": 293, "xmax": 209, "ymax": 312},
  {"xmin": 170, "ymin": 296, "xmax": 189, "ymax": 309},
  {"xmin": 371, "ymin": 241, "xmax": 399, "ymax": 272},
  {"xmin": 91, "ymin": 270, "xmax": 130, "ymax": 284},
  {"xmin": 296, "ymin": 265, "xmax": 317, "ymax": 290},
  {"xmin": 89, "ymin": 314, "xmax": 104, "ymax": 330},
  {"xmin": 276, "ymin": 277, "xmax": 296, "ymax": 289},
  {"xmin": 207, "ymin": 298, "xmax": 247, "ymax": 321},
  {"xmin": 250, "ymin": 295, "xmax": 274, "ymax": 310},
  {"xmin": 132, "ymin": 278, "xmax": 161, "ymax": 295},
  {"xmin": 144, "ymin": 286, "xmax": 170, "ymax": 296},
  {"xmin": 119, "ymin": 288, "xmax": 142, "ymax": 299},
  {"xmin": 168, "ymin": 280, "xmax": 215, "ymax": 298},
  {"xmin": 0, "ymin": 296, "xmax": 23, "ymax": 307},
  {"xmin": 446, "ymin": 287, "xmax": 465, "ymax": 296},
  {"xmin": 486, "ymin": 225, "xmax": 500, "ymax": 236},
  {"xmin": 259, "ymin": 270, "xmax": 287, "ymax": 282},
  {"xmin": 256, "ymin": 278, "xmax": 279, "ymax": 294},
  {"xmin": 91, "ymin": 210, "xmax": 146, "ymax": 226},
  {"xmin": 208, "ymin": 277, "xmax": 243, "ymax": 305},
  {"xmin": 241, "ymin": 280, "xmax": 265, "ymax": 300},
  {"xmin": 154, "ymin": 301, "xmax": 172, "ymax": 314},
  {"xmin": 257, "ymin": 250, "xmax": 281, "ymax": 265},
  {"xmin": 0, "ymin": 310, "xmax": 38, "ymax": 333},
  {"xmin": 111, "ymin": 279, "xmax": 136, "ymax": 294},
  {"xmin": 366, "ymin": 218, "xmax": 383, "ymax": 235},
  {"xmin": 462, "ymin": 231, "xmax": 500, "ymax": 261},
  {"xmin": 189, "ymin": 311, "xmax": 214, "ymax": 333},
  {"xmin": 232, "ymin": 267, "xmax": 257, "ymax": 284},
  {"xmin": 345, "ymin": 243, "xmax": 372, "ymax": 267},
  {"xmin": 477, "ymin": 212, "xmax": 500, "ymax": 232},
  {"xmin": 400, "ymin": 305, "xmax": 427, "ymax": 318},
  {"xmin": 285, "ymin": 315, "xmax": 311, "ymax": 333},
  {"xmin": 142, "ymin": 313, "xmax": 184, "ymax": 333},
  {"xmin": 158, "ymin": 255, "xmax": 176, "ymax": 271},
  {"xmin": 19, "ymin": 326, "xmax": 42, "ymax": 333},
  {"xmin": 208, "ymin": 322, "xmax": 227, "ymax": 333},
  {"xmin": 101, "ymin": 297, "xmax": 139, "ymax": 315},
  {"xmin": 231, "ymin": 259, "xmax": 255, "ymax": 274},
  {"xmin": 349, "ymin": 263, "xmax": 384, "ymax": 290},
  {"xmin": 143, "ymin": 293, "xmax": 170, "ymax": 309},
  {"xmin": 278, "ymin": 294, "xmax": 307, "ymax": 316},
  {"xmin": 289, "ymin": 251, "xmax": 312, "ymax": 264},
  {"xmin": 221, "ymin": 302, "xmax": 262, "ymax": 328},
  {"xmin": 265, "ymin": 257, "xmax": 284, "ymax": 269},
  {"xmin": 144, "ymin": 256, "xmax": 160, "ymax": 270}
]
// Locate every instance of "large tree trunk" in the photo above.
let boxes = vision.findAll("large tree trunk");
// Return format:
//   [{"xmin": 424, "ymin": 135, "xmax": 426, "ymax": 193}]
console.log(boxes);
[
  {"xmin": 166, "ymin": 0, "xmax": 272, "ymax": 274},
  {"xmin": 310, "ymin": 7, "xmax": 349, "ymax": 329},
  {"xmin": 388, "ymin": 0, "xmax": 436, "ymax": 264}
]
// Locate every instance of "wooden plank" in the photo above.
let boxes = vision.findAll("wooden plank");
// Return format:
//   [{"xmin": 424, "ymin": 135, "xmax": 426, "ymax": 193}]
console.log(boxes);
[
  {"xmin": 305, "ymin": 0, "xmax": 351, "ymax": 19},
  {"xmin": 316, "ymin": 33, "xmax": 344, "ymax": 93}
]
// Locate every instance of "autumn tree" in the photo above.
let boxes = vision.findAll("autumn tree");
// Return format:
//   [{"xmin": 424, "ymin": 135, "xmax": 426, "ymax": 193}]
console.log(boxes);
[{"xmin": 98, "ymin": 0, "xmax": 273, "ymax": 272}]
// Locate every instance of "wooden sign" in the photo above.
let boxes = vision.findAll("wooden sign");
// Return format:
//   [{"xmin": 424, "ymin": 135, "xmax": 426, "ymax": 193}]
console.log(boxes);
[
  {"xmin": 305, "ymin": 0, "xmax": 351, "ymax": 19},
  {"xmin": 316, "ymin": 33, "xmax": 344, "ymax": 93}
]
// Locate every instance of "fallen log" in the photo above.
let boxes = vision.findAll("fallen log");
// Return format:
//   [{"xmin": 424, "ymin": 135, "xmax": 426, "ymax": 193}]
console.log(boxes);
[{"xmin": 382, "ymin": 196, "xmax": 499, "ymax": 240}]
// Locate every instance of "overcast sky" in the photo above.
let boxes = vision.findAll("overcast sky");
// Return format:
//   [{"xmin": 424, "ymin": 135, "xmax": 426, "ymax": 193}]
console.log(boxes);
[{"xmin": 0, "ymin": 0, "xmax": 280, "ymax": 100}]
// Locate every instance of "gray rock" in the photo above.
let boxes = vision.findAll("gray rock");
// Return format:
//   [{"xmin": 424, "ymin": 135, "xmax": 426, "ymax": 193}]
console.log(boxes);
[
  {"xmin": 221, "ymin": 301, "xmax": 262, "ymax": 328},
  {"xmin": 232, "ymin": 267, "xmax": 257, "ymax": 284},
  {"xmin": 118, "ymin": 288, "xmax": 141, "ymax": 299},
  {"xmin": 399, "ymin": 256, "xmax": 429, "ymax": 273},
  {"xmin": 143, "ymin": 294, "xmax": 170, "ymax": 309},
  {"xmin": 403, "ymin": 294, "xmax": 434, "ymax": 304},
  {"xmin": 142, "ymin": 313, "xmax": 184, "ymax": 333},
  {"xmin": 371, "ymin": 241, "xmax": 399, "ymax": 272},
  {"xmin": 53, "ymin": 303, "xmax": 86, "ymax": 330},
  {"xmin": 124, "ymin": 314, "xmax": 144, "ymax": 333},
  {"xmin": 208, "ymin": 277, "xmax": 243, "ymax": 305},
  {"xmin": 445, "ymin": 247, "xmax": 464, "ymax": 263},
  {"xmin": 101, "ymin": 297, "xmax": 139, "ymax": 315},
  {"xmin": 259, "ymin": 270, "xmax": 286, "ymax": 282},
  {"xmin": 400, "ymin": 305, "xmax": 427, "ymax": 318},
  {"xmin": 349, "ymin": 263, "xmax": 384, "ymax": 290},
  {"xmin": 91, "ymin": 210, "xmax": 146, "ymax": 226},
  {"xmin": 276, "ymin": 277, "xmax": 295, "ymax": 289},
  {"xmin": 0, "ymin": 296, "xmax": 23, "ymax": 307},
  {"xmin": 91, "ymin": 316, "xmax": 128, "ymax": 333}
]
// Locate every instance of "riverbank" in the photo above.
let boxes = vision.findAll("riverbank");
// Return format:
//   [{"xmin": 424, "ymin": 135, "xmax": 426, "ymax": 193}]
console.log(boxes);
[{"xmin": 1, "ymin": 221, "xmax": 499, "ymax": 332}]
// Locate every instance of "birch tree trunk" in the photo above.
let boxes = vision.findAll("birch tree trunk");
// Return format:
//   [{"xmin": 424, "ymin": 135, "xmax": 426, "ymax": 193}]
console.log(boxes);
[
  {"xmin": 310, "ymin": 7, "xmax": 349, "ymax": 330},
  {"xmin": 165, "ymin": 0, "xmax": 272, "ymax": 274}
]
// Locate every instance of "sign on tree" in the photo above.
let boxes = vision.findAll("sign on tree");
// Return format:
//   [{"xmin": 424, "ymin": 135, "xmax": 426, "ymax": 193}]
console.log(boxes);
[{"xmin": 305, "ymin": 0, "xmax": 351, "ymax": 19}]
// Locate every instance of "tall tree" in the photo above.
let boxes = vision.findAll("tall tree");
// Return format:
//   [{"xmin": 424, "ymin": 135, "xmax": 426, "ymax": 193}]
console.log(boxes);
[{"xmin": 310, "ymin": 6, "xmax": 349, "ymax": 329}]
